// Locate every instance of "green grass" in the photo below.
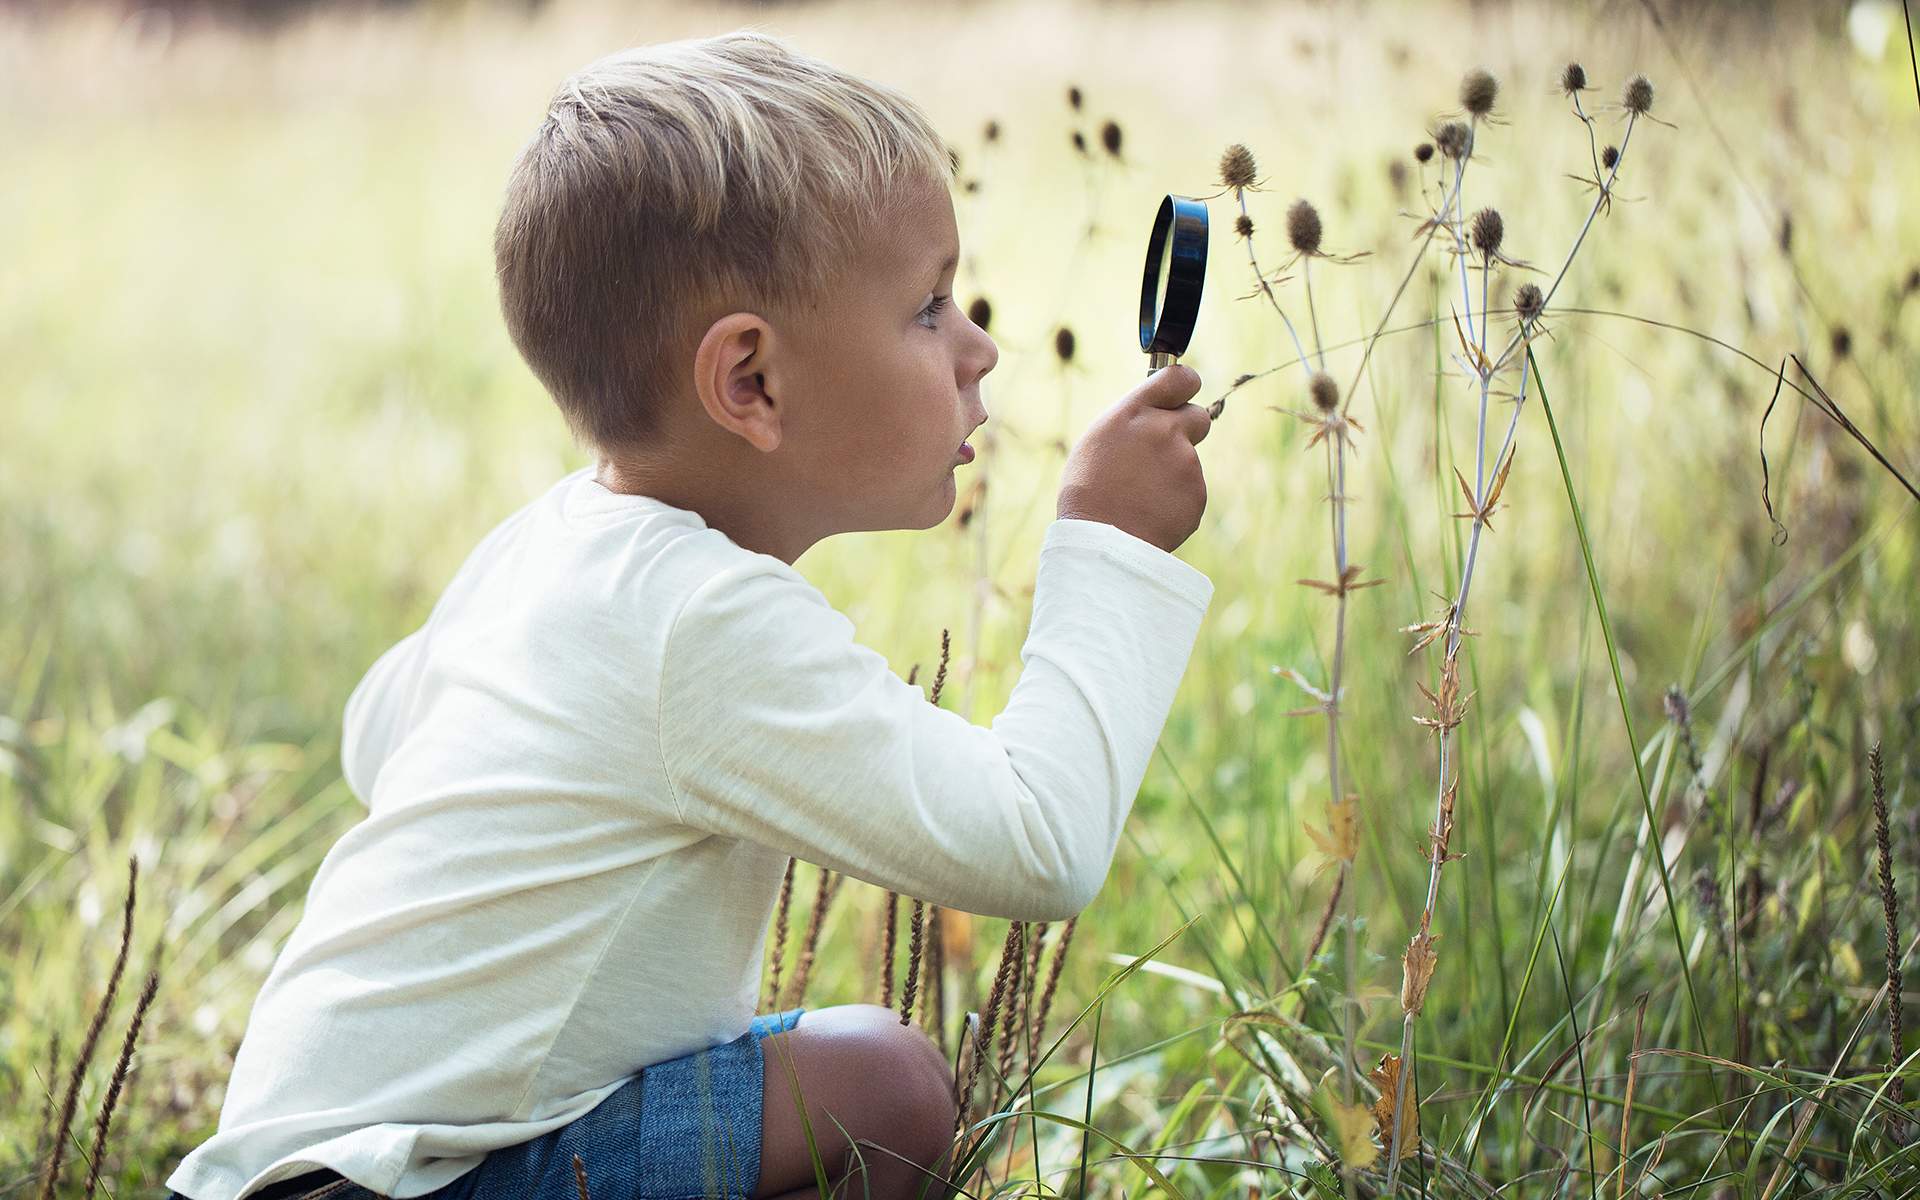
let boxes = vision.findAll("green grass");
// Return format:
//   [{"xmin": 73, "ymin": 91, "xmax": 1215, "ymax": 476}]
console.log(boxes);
[{"xmin": 6, "ymin": 1, "xmax": 1920, "ymax": 1197}]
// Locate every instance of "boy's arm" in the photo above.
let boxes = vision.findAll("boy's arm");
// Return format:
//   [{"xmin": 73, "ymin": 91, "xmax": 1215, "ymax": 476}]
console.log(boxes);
[
  {"xmin": 340, "ymin": 628, "xmax": 428, "ymax": 808},
  {"xmin": 658, "ymin": 517, "xmax": 1212, "ymax": 923}
]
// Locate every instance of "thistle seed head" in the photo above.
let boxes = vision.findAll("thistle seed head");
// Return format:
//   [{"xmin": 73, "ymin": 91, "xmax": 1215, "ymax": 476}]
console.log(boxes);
[
  {"xmin": 1601, "ymin": 144, "xmax": 1620, "ymax": 170},
  {"xmin": 1054, "ymin": 326, "xmax": 1076, "ymax": 363},
  {"xmin": 967, "ymin": 297, "xmax": 992, "ymax": 331},
  {"xmin": 1460, "ymin": 68, "xmax": 1498, "ymax": 118},
  {"xmin": 1219, "ymin": 143, "xmax": 1258, "ymax": 190},
  {"xmin": 1071, "ymin": 130, "xmax": 1087, "ymax": 155},
  {"xmin": 1067, "ymin": 84, "xmax": 1083, "ymax": 111},
  {"xmin": 1287, "ymin": 199, "xmax": 1323, "ymax": 255},
  {"xmin": 1560, "ymin": 61, "xmax": 1588, "ymax": 95},
  {"xmin": 1414, "ymin": 141, "xmax": 1435, "ymax": 163},
  {"xmin": 1309, "ymin": 371, "xmax": 1339, "ymax": 413},
  {"xmin": 984, "ymin": 119, "xmax": 1000, "ymax": 143},
  {"xmin": 1435, "ymin": 120, "xmax": 1470, "ymax": 161},
  {"xmin": 1514, "ymin": 282, "xmax": 1544, "ymax": 323},
  {"xmin": 1388, "ymin": 158, "xmax": 1409, "ymax": 194},
  {"xmin": 1100, "ymin": 119, "xmax": 1123, "ymax": 157},
  {"xmin": 1470, "ymin": 207, "xmax": 1504, "ymax": 258},
  {"xmin": 1622, "ymin": 74, "xmax": 1655, "ymax": 116},
  {"xmin": 1234, "ymin": 212, "xmax": 1255, "ymax": 239}
]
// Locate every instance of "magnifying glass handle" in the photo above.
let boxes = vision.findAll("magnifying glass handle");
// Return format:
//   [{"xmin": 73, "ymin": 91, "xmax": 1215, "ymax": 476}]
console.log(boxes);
[{"xmin": 1146, "ymin": 350, "xmax": 1177, "ymax": 375}]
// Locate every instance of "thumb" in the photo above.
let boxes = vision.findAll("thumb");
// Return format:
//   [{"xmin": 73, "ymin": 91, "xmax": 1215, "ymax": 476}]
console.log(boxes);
[{"xmin": 1133, "ymin": 363, "xmax": 1202, "ymax": 410}]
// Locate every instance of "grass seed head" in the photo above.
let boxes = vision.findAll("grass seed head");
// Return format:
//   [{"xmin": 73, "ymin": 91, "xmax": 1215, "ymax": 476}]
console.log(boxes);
[
  {"xmin": 967, "ymin": 296, "xmax": 991, "ymax": 331},
  {"xmin": 1309, "ymin": 371, "xmax": 1339, "ymax": 412},
  {"xmin": 1100, "ymin": 119, "xmax": 1123, "ymax": 157},
  {"xmin": 1514, "ymin": 282, "xmax": 1544, "ymax": 323},
  {"xmin": 1435, "ymin": 120, "xmax": 1470, "ymax": 160},
  {"xmin": 1601, "ymin": 144, "xmax": 1620, "ymax": 170},
  {"xmin": 1414, "ymin": 141, "xmax": 1435, "ymax": 163},
  {"xmin": 1234, "ymin": 212, "xmax": 1255, "ymax": 239},
  {"xmin": 1460, "ymin": 68, "xmax": 1498, "ymax": 118},
  {"xmin": 1623, "ymin": 73, "xmax": 1655, "ymax": 116},
  {"xmin": 1287, "ymin": 199, "xmax": 1323, "ymax": 255},
  {"xmin": 1560, "ymin": 61, "xmax": 1588, "ymax": 96},
  {"xmin": 1219, "ymin": 143, "xmax": 1258, "ymax": 190},
  {"xmin": 1471, "ymin": 207, "xmax": 1504, "ymax": 259},
  {"xmin": 1054, "ymin": 325, "xmax": 1076, "ymax": 363}
]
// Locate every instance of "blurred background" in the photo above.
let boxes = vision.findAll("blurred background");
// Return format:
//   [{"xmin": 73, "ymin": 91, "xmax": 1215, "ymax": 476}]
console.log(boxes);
[{"xmin": 5, "ymin": 0, "xmax": 1918, "ymax": 1195}]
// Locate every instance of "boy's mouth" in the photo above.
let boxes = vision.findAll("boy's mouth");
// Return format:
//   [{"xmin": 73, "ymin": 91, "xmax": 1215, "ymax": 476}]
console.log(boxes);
[{"xmin": 957, "ymin": 441, "xmax": 975, "ymax": 464}]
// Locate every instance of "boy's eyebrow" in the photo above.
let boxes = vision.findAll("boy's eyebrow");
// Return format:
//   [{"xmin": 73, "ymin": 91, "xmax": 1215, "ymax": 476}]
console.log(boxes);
[{"xmin": 925, "ymin": 249, "xmax": 959, "ymax": 290}]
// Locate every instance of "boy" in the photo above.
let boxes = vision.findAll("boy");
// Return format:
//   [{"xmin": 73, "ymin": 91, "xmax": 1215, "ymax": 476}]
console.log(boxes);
[{"xmin": 164, "ymin": 27, "xmax": 1212, "ymax": 1200}]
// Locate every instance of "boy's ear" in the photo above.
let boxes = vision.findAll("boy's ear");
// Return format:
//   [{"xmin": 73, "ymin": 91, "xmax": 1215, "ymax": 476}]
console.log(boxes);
[{"xmin": 693, "ymin": 313, "xmax": 782, "ymax": 453}]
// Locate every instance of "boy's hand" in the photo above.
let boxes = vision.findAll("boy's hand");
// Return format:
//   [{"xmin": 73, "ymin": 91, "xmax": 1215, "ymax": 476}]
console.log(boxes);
[{"xmin": 1055, "ymin": 363, "xmax": 1211, "ymax": 554}]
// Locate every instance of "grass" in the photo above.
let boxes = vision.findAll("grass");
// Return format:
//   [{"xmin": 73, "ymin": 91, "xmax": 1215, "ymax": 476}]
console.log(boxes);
[{"xmin": 5, "ymin": 0, "xmax": 1920, "ymax": 1196}]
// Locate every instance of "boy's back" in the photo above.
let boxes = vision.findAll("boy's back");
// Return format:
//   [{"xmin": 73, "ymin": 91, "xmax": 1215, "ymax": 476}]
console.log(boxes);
[{"xmin": 164, "ymin": 465, "xmax": 1211, "ymax": 1200}]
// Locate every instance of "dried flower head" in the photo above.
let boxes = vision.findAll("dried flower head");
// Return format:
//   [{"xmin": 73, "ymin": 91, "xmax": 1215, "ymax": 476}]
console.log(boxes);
[
  {"xmin": 967, "ymin": 297, "xmax": 992, "ymax": 331},
  {"xmin": 1622, "ymin": 73, "xmax": 1654, "ymax": 116},
  {"xmin": 1287, "ymin": 199, "xmax": 1323, "ymax": 255},
  {"xmin": 1388, "ymin": 158, "xmax": 1409, "ymax": 194},
  {"xmin": 1067, "ymin": 84, "xmax": 1083, "ymax": 111},
  {"xmin": 1560, "ymin": 61, "xmax": 1588, "ymax": 96},
  {"xmin": 1434, "ymin": 120, "xmax": 1470, "ymax": 161},
  {"xmin": 1414, "ymin": 141, "xmax": 1435, "ymax": 163},
  {"xmin": 1470, "ymin": 207, "xmax": 1504, "ymax": 258},
  {"xmin": 1234, "ymin": 212, "xmax": 1255, "ymax": 239},
  {"xmin": 1905, "ymin": 266, "xmax": 1920, "ymax": 295},
  {"xmin": 1071, "ymin": 130, "xmax": 1087, "ymax": 155},
  {"xmin": 1100, "ymin": 119, "xmax": 1123, "ymax": 158},
  {"xmin": 983, "ymin": 119, "xmax": 1000, "ymax": 143},
  {"xmin": 1054, "ymin": 326, "xmax": 1076, "ymax": 363},
  {"xmin": 1831, "ymin": 325, "xmax": 1853, "ymax": 360},
  {"xmin": 1601, "ymin": 144, "xmax": 1620, "ymax": 170},
  {"xmin": 1309, "ymin": 372, "xmax": 1339, "ymax": 413},
  {"xmin": 1460, "ymin": 68, "xmax": 1498, "ymax": 118},
  {"xmin": 1219, "ymin": 143, "xmax": 1258, "ymax": 190},
  {"xmin": 1514, "ymin": 282, "xmax": 1544, "ymax": 323}
]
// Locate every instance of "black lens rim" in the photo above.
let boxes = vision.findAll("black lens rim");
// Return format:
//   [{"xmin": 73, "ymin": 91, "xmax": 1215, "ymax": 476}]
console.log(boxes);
[{"xmin": 1138, "ymin": 193, "xmax": 1209, "ymax": 355}]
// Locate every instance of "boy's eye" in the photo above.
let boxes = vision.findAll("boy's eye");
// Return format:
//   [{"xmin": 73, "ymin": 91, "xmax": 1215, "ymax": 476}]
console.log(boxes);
[{"xmin": 918, "ymin": 294, "xmax": 953, "ymax": 326}]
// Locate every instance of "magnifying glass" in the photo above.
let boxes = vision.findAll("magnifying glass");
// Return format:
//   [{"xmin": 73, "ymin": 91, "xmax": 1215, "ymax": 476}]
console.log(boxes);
[{"xmin": 1139, "ymin": 193, "xmax": 1208, "ymax": 375}]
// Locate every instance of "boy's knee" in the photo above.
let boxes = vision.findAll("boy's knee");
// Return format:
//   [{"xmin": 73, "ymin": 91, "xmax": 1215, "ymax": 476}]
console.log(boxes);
[{"xmin": 816, "ymin": 1004, "xmax": 958, "ymax": 1166}]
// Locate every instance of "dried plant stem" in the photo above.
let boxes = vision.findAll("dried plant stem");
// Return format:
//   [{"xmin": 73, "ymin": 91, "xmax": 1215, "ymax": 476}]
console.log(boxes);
[
  {"xmin": 1034, "ymin": 914, "xmax": 1076, "ymax": 1046},
  {"xmin": 964, "ymin": 921, "xmax": 1024, "ymax": 1131},
  {"xmin": 880, "ymin": 891, "xmax": 900, "ymax": 1008},
  {"xmin": 40, "ymin": 856, "xmax": 139, "ymax": 1200},
  {"xmin": 1386, "ymin": 109, "xmax": 1648, "ymax": 1189},
  {"xmin": 786, "ymin": 866, "xmax": 841, "ymax": 1008},
  {"xmin": 766, "ymin": 857, "xmax": 796, "ymax": 1011},
  {"xmin": 81, "ymin": 965, "xmax": 159, "ymax": 1200},
  {"xmin": 927, "ymin": 905, "xmax": 947, "ymax": 1054},
  {"xmin": 900, "ymin": 899, "xmax": 925, "ymax": 1026},
  {"xmin": 1234, "ymin": 188, "xmax": 1309, "ymax": 367},
  {"xmin": 1872, "ymin": 741, "xmax": 1905, "ymax": 1112},
  {"xmin": 996, "ymin": 920, "xmax": 1027, "ymax": 1083}
]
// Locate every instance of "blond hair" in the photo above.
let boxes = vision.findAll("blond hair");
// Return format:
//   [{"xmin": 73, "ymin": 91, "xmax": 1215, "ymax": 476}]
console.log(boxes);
[{"xmin": 493, "ymin": 30, "xmax": 957, "ymax": 456}]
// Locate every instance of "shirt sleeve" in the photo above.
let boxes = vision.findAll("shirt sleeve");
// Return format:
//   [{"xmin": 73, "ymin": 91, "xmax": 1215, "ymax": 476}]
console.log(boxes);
[
  {"xmin": 340, "ymin": 628, "xmax": 428, "ymax": 809},
  {"xmin": 656, "ymin": 517, "xmax": 1213, "ymax": 923}
]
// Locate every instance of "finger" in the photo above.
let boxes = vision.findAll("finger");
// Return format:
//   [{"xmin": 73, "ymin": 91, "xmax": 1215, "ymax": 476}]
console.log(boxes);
[
  {"xmin": 1183, "ymin": 402, "xmax": 1212, "ymax": 445},
  {"xmin": 1133, "ymin": 363, "xmax": 1202, "ymax": 409}
]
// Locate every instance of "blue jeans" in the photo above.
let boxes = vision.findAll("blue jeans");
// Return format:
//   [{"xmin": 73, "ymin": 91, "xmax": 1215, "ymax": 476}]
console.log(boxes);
[{"xmin": 187, "ymin": 1008, "xmax": 808, "ymax": 1200}]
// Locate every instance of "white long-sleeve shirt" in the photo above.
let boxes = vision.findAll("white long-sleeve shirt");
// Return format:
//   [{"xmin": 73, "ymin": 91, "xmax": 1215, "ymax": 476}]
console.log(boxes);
[{"xmin": 165, "ymin": 465, "xmax": 1213, "ymax": 1200}]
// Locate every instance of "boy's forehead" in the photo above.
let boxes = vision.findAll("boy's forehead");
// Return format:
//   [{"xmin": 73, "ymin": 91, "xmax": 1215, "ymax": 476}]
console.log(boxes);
[{"xmin": 867, "ymin": 180, "xmax": 958, "ymax": 282}]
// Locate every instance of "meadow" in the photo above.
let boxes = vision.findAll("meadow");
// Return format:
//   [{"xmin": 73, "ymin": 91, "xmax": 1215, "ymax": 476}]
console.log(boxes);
[{"xmin": 4, "ymin": 0, "xmax": 1919, "ymax": 1196}]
